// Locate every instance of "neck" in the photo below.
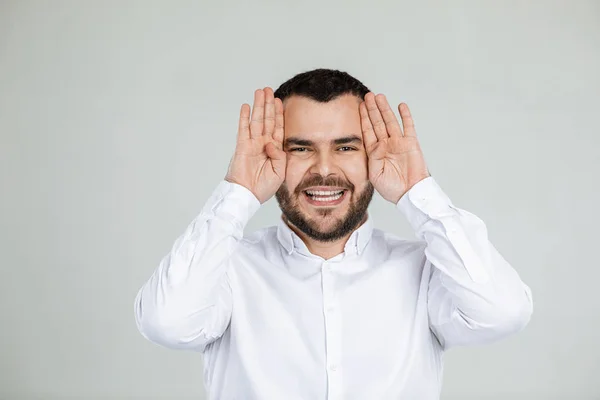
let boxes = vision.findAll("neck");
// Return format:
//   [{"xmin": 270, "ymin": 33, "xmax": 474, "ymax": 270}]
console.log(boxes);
[{"xmin": 283, "ymin": 214, "xmax": 367, "ymax": 260}]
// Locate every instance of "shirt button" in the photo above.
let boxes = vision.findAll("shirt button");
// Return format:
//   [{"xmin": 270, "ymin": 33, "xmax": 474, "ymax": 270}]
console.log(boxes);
[
  {"xmin": 326, "ymin": 305, "xmax": 335, "ymax": 313},
  {"xmin": 329, "ymin": 364, "xmax": 338, "ymax": 371}
]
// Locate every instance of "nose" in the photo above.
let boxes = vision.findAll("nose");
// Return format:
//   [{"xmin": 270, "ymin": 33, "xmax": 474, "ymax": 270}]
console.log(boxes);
[{"xmin": 309, "ymin": 151, "xmax": 339, "ymax": 177}]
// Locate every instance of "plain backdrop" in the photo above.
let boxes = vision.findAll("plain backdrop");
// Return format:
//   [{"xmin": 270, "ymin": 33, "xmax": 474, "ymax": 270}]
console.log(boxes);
[{"xmin": 1, "ymin": 0, "xmax": 599, "ymax": 399}]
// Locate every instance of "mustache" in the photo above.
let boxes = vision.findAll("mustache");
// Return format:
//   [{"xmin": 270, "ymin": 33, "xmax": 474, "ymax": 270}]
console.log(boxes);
[{"xmin": 294, "ymin": 176, "xmax": 355, "ymax": 194}]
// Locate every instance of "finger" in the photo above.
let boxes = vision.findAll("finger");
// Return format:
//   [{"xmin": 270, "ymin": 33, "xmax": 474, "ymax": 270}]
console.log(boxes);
[
  {"xmin": 263, "ymin": 87, "xmax": 275, "ymax": 138},
  {"xmin": 375, "ymin": 94, "xmax": 403, "ymax": 137},
  {"xmin": 398, "ymin": 103, "xmax": 417, "ymax": 137},
  {"xmin": 238, "ymin": 103, "xmax": 251, "ymax": 140},
  {"xmin": 273, "ymin": 97, "xmax": 284, "ymax": 147},
  {"xmin": 364, "ymin": 92, "xmax": 388, "ymax": 141},
  {"xmin": 250, "ymin": 89, "xmax": 265, "ymax": 138},
  {"xmin": 359, "ymin": 101, "xmax": 377, "ymax": 151}
]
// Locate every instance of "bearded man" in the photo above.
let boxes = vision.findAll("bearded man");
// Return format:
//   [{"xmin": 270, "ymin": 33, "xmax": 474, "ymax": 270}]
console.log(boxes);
[{"xmin": 134, "ymin": 68, "xmax": 533, "ymax": 400}]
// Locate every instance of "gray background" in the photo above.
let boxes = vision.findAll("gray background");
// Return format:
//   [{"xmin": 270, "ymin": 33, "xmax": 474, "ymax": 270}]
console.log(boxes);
[{"xmin": 1, "ymin": 0, "xmax": 598, "ymax": 399}]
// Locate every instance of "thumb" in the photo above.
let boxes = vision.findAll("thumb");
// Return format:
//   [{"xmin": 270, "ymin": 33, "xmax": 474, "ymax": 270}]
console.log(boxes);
[
  {"xmin": 265, "ymin": 142, "xmax": 286, "ymax": 178},
  {"xmin": 265, "ymin": 141, "xmax": 286, "ymax": 161},
  {"xmin": 369, "ymin": 141, "xmax": 387, "ymax": 160}
]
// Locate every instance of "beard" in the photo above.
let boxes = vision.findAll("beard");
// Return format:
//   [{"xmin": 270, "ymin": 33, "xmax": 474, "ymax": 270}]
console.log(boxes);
[{"xmin": 275, "ymin": 175, "xmax": 374, "ymax": 242}]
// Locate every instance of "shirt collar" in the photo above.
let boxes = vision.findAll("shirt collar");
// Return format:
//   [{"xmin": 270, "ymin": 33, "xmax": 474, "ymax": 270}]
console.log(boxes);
[{"xmin": 276, "ymin": 214, "xmax": 373, "ymax": 257}]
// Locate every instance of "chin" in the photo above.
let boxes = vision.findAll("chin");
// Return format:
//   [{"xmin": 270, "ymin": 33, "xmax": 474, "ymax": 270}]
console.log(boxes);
[{"xmin": 306, "ymin": 205, "xmax": 348, "ymax": 220}]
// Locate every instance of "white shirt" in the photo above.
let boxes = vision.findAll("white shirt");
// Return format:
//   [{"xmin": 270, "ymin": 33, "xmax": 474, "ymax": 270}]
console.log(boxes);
[{"xmin": 134, "ymin": 176, "xmax": 533, "ymax": 400}]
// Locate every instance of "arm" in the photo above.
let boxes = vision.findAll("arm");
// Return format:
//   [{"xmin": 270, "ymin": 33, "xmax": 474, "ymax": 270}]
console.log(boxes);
[
  {"xmin": 358, "ymin": 93, "xmax": 532, "ymax": 350},
  {"xmin": 397, "ymin": 176, "xmax": 533, "ymax": 349},
  {"xmin": 134, "ymin": 87, "xmax": 285, "ymax": 352},
  {"xmin": 133, "ymin": 181, "xmax": 260, "ymax": 351}
]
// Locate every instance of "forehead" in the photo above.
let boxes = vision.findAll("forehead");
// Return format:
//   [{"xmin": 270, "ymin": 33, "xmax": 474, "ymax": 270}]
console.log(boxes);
[{"xmin": 282, "ymin": 94, "xmax": 362, "ymax": 141}]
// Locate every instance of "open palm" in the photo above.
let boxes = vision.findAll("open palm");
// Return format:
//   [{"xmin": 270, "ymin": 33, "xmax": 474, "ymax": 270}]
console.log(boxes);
[
  {"xmin": 359, "ymin": 93, "xmax": 430, "ymax": 203},
  {"xmin": 225, "ymin": 88, "xmax": 286, "ymax": 204}
]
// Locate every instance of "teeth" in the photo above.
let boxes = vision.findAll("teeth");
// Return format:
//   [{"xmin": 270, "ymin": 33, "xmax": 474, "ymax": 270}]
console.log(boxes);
[
  {"xmin": 305, "ymin": 190, "xmax": 344, "ymax": 196},
  {"xmin": 307, "ymin": 192, "xmax": 344, "ymax": 202}
]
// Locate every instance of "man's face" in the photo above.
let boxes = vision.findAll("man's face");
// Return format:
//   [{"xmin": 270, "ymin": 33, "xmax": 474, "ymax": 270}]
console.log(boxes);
[{"xmin": 275, "ymin": 94, "xmax": 374, "ymax": 242}]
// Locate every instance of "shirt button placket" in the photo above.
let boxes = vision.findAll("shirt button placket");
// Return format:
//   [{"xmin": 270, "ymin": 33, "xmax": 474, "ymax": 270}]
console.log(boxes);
[{"xmin": 322, "ymin": 261, "xmax": 342, "ymax": 399}]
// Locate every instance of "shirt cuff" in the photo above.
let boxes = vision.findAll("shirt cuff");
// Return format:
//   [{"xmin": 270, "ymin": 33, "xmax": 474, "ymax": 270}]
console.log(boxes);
[
  {"xmin": 202, "ymin": 180, "xmax": 261, "ymax": 230},
  {"xmin": 396, "ymin": 176, "xmax": 455, "ymax": 231}
]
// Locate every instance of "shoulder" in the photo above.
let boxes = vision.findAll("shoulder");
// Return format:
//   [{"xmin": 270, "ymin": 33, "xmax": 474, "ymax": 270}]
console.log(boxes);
[{"xmin": 238, "ymin": 225, "xmax": 280, "ymax": 254}]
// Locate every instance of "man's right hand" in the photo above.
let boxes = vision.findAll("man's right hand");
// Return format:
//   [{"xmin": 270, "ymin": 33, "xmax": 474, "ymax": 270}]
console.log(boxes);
[{"xmin": 225, "ymin": 87, "xmax": 286, "ymax": 204}]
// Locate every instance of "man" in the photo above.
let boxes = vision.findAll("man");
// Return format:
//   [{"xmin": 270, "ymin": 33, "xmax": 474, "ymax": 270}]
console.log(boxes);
[{"xmin": 134, "ymin": 68, "xmax": 533, "ymax": 399}]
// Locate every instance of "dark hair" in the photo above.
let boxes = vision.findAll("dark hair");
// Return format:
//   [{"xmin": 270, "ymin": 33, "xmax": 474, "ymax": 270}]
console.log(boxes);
[{"xmin": 273, "ymin": 68, "xmax": 370, "ymax": 103}]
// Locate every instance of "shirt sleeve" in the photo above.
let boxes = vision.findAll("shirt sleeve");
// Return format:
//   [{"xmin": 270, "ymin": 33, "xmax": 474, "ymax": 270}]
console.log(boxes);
[
  {"xmin": 134, "ymin": 180, "xmax": 260, "ymax": 351},
  {"xmin": 396, "ymin": 176, "xmax": 533, "ymax": 350}
]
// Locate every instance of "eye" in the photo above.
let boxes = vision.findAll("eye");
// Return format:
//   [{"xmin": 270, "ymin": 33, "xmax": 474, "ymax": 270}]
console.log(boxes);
[
  {"xmin": 290, "ymin": 147, "xmax": 308, "ymax": 152},
  {"xmin": 338, "ymin": 146, "xmax": 356, "ymax": 152}
]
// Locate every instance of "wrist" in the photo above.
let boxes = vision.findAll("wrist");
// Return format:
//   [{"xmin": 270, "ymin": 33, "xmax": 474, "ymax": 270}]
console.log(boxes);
[{"xmin": 212, "ymin": 180, "xmax": 262, "ymax": 229}]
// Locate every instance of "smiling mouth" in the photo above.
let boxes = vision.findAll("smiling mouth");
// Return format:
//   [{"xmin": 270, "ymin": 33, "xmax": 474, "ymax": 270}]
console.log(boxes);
[{"xmin": 303, "ymin": 189, "xmax": 348, "ymax": 206}]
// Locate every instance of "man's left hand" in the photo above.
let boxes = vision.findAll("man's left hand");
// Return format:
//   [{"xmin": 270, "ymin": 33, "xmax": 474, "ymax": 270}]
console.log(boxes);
[{"xmin": 359, "ymin": 92, "xmax": 431, "ymax": 204}]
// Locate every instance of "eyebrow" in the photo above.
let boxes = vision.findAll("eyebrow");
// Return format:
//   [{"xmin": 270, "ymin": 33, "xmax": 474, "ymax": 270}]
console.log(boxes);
[
  {"xmin": 284, "ymin": 138, "xmax": 313, "ymax": 147},
  {"xmin": 284, "ymin": 135, "xmax": 363, "ymax": 148},
  {"xmin": 333, "ymin": 135, "xmax": 362, "ymax": 145}
]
